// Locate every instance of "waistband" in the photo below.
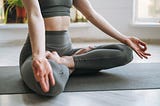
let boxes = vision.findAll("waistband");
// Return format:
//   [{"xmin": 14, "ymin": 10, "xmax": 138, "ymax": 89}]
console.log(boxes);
[
  {"xmin": 27, "ymin": 30, "xmax": 71, "ymax": 46},
  {"xmin": 45, "ymin": 30, "xmax": 71, "ymax": 47},
  {"xmin": 45, "ymin": 30, "xmax": 68, "ymax": 35}
]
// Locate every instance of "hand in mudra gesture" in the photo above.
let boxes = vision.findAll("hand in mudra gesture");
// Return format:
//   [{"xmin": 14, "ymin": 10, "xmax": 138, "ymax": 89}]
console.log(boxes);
[
  {"xmin": 125, "ymin": 36, "xmax": 151, "ymax": 59},
  {"xmin": 32, "ymin": 57, "xmax": 55, "ymax": 93}
]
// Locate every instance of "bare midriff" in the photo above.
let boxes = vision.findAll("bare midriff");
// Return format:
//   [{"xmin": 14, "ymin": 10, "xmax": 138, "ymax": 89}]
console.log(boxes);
[{"xmin": 44, "ymin": 16, "xmax": 70, "ymax": 31}]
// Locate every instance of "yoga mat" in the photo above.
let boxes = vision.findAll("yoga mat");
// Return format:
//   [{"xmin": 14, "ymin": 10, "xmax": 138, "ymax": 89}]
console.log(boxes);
[{"xmin": 0, "ymin": 63, "xmax": 160, "ymax": 94}]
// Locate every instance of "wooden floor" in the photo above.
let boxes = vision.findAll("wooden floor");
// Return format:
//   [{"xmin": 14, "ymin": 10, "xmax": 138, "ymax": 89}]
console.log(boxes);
[
  {"xmin": 0, "ymin": 40, "xmax": 160, "ymax": 106},
  {"xmin": 1, "ymin": 89, "xmax": 160, "ymax": 106}
]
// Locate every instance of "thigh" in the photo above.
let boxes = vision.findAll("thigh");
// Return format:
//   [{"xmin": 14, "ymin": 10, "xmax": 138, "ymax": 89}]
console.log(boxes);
[
  {"xmin": 64, "ymin": 48, "xmax": 82, "ymax": 56},
  {"xmin": 19, "ymin": 36, "xmax": 32, "ymax": 67},
  {"xmin": 68, "ymin": 44, "xmax": 128, "ymax": 56},
  {"xmin": 92, "ymin": 44, "xmax": 131, "ymax": 51},
  {"xmin": 20, "ymin": 56, "xmax": 70, "ymax": 96},
  {"xmin": 72, "ymin": 44, "xmax": 133, "ymax": 75},
  {"xmin": 76, "ymin": 43, "xmax": 133, "ymax": 61}
]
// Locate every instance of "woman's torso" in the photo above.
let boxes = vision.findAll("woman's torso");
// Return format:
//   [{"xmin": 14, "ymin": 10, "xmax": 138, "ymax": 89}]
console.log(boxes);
[
  {"xmin": 38, "ymin": 0, "xmax": 73, "ymax": 31},
  {"xmin": 44, "ymin": 16, "xmax": 70, "ymax": 31}
]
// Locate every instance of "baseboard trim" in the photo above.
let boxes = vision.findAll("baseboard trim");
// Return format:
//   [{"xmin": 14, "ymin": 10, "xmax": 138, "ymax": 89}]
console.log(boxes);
[
  {"xmin": 71, "ymin": 38, "xmax": 160, "ymax": 44},
  {"xmin": 0, "ymin": 38, "xmax": 159, "ymax": 45}
]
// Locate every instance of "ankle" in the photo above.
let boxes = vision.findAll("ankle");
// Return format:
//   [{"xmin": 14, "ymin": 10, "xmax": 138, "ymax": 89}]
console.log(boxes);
[{"xmin": 60, "ymin": 56, "xmax": 75, "ymax": 68}]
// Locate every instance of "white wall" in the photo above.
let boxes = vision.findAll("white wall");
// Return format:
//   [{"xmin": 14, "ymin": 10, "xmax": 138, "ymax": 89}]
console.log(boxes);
[
  {"xmin": 70, "ymin": 0, "xmax": 160, "ymax": 40},
  {"xmin": 0, "ymin": 0, "xmax": 160, "ymax": 42}
]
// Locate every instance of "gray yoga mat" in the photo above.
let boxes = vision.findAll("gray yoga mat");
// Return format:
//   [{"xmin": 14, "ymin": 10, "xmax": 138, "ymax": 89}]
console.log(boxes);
[{"xmin": 0, "ymin": 63, "xmax": 160, "ymax": 94}]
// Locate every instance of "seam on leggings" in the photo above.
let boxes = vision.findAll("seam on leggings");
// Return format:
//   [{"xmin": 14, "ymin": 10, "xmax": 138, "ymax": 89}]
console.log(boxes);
[
  {"xmin": 73, "ymin": 53, "xmax": 123, "ymax": 61},
  {"xmin": 73, "ymin": 53, "xmax": 125, "ymax": 69},
  {"xmin": 72, "ymin": 46, "xmax": 132, "ymax": 62}
]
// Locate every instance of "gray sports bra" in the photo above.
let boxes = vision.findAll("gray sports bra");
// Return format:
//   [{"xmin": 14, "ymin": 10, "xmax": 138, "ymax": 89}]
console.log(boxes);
[{"xmin": 39, "ymin": 0, "xmax": 73, "ymax": 18}]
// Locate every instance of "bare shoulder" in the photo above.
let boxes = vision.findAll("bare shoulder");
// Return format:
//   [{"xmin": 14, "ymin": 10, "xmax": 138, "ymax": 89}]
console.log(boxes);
[
  {"xmin": 73, "ymin": 0, "xmax": 95, "ymax": 17},
  {"xmin": 73, "ymin": 0, "xmax": 93, "ymax": 10},
  {"xmin": 73, "ymin": 0, "xmax": 86, "ymax": 7}
]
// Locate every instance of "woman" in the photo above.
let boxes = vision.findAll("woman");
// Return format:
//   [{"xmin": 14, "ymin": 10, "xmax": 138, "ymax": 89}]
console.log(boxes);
[{"xmin": 20, "ymin": 0, "xmax": 151, "ymax": 96}]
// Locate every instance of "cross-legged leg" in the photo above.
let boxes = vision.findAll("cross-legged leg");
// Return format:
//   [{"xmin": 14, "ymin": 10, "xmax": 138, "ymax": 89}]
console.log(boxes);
[
  {"xmin": 71, "ymin": 44, "xmax": 133, "ymax": 75},
  {"xmin": 19, "ymin": 41, "xmax": 70, "ymax": 96},
  {"xmin": 20, "ymin": 55, "xmax": 70, "ymax": 96},
  {"xmin": 48, "ymin": 44, "xmax": 133, "ymax": 75}
]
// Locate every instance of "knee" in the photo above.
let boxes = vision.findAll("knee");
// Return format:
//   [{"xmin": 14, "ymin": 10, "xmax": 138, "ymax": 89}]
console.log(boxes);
[
  {"xmin": 119, "ymin": 44, "xmax": 133, "ymax": 65},
  {"xmin": 20, "ymin": 56, "xmax": 44, "ymax": 95},
  {"xmin": 20, "ymin": 56, "xmax": 69, "ymax": 97},
  {"xmin": 44, "ymin": 60, "xmax": 70, "ymax": 96}
]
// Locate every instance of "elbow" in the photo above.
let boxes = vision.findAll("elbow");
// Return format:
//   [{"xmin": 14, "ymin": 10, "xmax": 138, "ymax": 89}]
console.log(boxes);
[
  {"xmin": 28, "ymin": 12, "xmax": 43, "ymax": 21},
  {"xmin": 85, "ymin": 12, "xmax": 94, "ymax": 20},
  {"xmin": 84, "ymin": 11, "xmax": 98, "ymax": 21},
  {"xmin": 27, "ymin": 13, "xmax": 44, "ymax": 26},
  {"xmin": 27, "ymin": 12, "xmax": 45, "ymax": 31},
  {"xmin": 26, "ymin": 8, "xmax": 43, "ymax": 22}
]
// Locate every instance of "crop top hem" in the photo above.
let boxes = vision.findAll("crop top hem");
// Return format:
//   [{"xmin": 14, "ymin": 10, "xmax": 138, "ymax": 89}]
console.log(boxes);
[
  {"xmin": 42, "ymin": 12, "xmax": 70, "ymax": 18},
  {"xmin": 39, "ymin": 0, "xmax": 72, "ymax": 18}
]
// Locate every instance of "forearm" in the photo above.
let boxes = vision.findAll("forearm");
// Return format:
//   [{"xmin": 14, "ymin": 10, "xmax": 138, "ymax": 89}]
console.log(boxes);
[
  {"xmin": 87, "ymin": 12, "xmax": 128, "ymax": 43},
  {"xmin": 22, "ymin": 0, "xmax": 46, "ymax": 59},
  {"xmin": 28, "ymin": 14, "xmax": 45, "ymax": 58}
]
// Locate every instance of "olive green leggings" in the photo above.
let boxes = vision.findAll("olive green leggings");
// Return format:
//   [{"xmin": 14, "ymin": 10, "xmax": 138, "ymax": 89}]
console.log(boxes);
[{"xmin": 19, "ymin": 31, "xmax": 133, "ymax": 96}]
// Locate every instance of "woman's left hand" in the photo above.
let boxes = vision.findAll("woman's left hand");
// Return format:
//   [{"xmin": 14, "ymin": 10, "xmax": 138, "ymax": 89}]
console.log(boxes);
[{"xmin": 125, "ymin": 36, "xmax": 151, "ymax": 59}]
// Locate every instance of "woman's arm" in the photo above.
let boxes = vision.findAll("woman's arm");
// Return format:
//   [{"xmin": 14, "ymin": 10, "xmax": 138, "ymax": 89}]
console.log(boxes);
[
  {"xmin": 22, "ymin": 0, "xmax": 55, "ymax": 93},
  {"xmin": 22, "ymin": 0, "xmax": 45, "ymax": 58},
  {"xmin": 73, "ymin": 0, "xmax": 151, "ymax": 59},
  {"xmin": 73, "ymin": 0, "xmax": 128, "ymax": 43}
]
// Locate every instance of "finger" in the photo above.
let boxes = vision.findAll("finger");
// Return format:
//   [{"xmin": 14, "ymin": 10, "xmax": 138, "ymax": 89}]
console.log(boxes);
[
  {"xmin": 140, "ymin": 52, "xmax": 148, "ymax": 59},
  {"xmin": 39, "ymin": 77, "xmax": 49, "ymax": 93},
  {"xmin": 32, "ymin": 70, "xmax": 40, "ymax": 81},
  {"xmin": 52, "ymin": 51, "xmax": 58, "ymax": 55},
  {"xmin": 32, "ymin": 65, "xmax": 38, "ymax": 77},
  {"xmin": 32, "ymin": 61, "xmax": 42, "ymax": 81},
  {"xmin": 143, "ymin": 52, "xmax": 151, "ymax": 56},
  {"xmin": 138, "ymin": 53, "xmax": 144, "ymax": 59},
  {"xmin": 80, "ymin": 49, "xmax": 87, "ymax": 52},
  {"xmin": 33, "ymin": 60, "xmax": 44, "ymax": 76},
  {"xmin": 139, "ymin": 41, "xmax": 147, "ymax": 51},
  {"xmin": 75, "ymin": 49, "xmax": 86, "ymax": 55},
  {"xmin": 32, "ymin": 71, "xmax": 39, "ymax": 81},
  {"xmin": 36, "ymin": 64, "xmax": 43, "ymax": 78},
  {"xmin": 45, "ymin": 51, "xmax": 50, "ymax": 58},
  {"xmin": 32, "ymin": 60, "xmax": 39, "ymax": 75},
  {"xmin": 45, "ymin": 75, "xmax": 50, "ymax": 90},
  {"xmin": 49, "ymin": 72, "xmax": 55, "ymax": 86},
  {"xmin": 46, "ymin": 61, "xmax": 55, "ymax": 86},
  {"xmin": 52, "ymin": 51, "xmax": 56, "ymax": 53},
  {"xmin": 141, "ymin": 52, "xmax": 151, "ymax": 59},
  {"xmin": 32, "ymin": 66, "xmax": 39, "ymax": 82},
  {"xmin": 88, "ymin": 46, "xmax": 95, "ymax": 49},
  {"xmin": 139, "ymin": 40, "xmax": 146, "ymax": 45},
  {"xmin": 45, "ymin": 51, "xmax": 49, "ymax": 55},
  {"xmin": 135, "ymin": 50, "xmax": 143, "ymax": 59}
]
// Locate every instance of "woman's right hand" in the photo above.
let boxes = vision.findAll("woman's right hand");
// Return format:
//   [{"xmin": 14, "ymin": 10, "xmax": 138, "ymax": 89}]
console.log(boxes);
[
  {"xmin": 32, "ymin": 57, "xmax": 55, "ymax": 93},
  {"xmin": 125, "ymin": 36, "xmax": 151, "ymax": 59}
]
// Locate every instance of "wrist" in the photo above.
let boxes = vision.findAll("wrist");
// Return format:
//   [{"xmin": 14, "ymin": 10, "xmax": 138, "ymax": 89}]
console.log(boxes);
[
  {"xmin": 123, "ymin": 36, "xmax": 134, "ymax": 46},
  {"xmin": 119, "ymin": 35, "xmax": 129, "ymax": 44},
  {"xmin": 32, "ymin": 53, "xmax": 46, "ymax": 60}
]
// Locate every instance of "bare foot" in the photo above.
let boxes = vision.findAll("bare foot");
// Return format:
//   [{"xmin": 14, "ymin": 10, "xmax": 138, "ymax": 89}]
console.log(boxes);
[
  {"xmin": 73, "ymin": 46, "xmax": 95, "ymax": 55},
  {"xmin": 46, "ymin": 51, "xmax": 75, "ymax": 69},
  {"xmin": 45, "ymin": 51, "xmax": 61, "ymax": 64},
  {"xmin": 46, "ymin": 51, "xmax": 75, "ymax": 74}
]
